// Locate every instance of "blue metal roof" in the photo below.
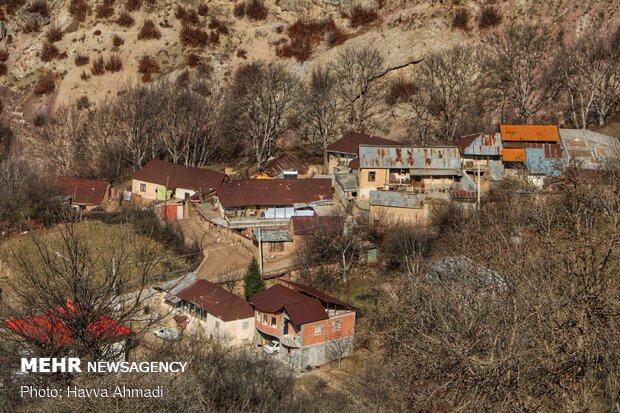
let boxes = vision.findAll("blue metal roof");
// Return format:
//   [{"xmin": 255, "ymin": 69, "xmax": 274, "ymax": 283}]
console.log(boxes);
[{"xmin": 525, "ymin": 148, "xmax": 561, "ymax": 176}]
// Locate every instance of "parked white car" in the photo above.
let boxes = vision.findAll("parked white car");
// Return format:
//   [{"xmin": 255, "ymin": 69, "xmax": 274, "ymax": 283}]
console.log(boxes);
[{"xmin": 263, "ymin": 340, "xmax": 280, "ymax": 354}]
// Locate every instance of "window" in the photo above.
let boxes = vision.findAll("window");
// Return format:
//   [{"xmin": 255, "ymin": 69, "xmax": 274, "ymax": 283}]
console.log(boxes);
[
  {"xmin": 256, "ymin": 313, "xmax": 260, "ymax": 321},
  {"xmin": 243, "ymin": 321, "xmax": 249, "ymax": 330},
  {"xmin": 270, "ymin": 316, "xmax": 277, "ymax": 327},
  {"xmin": 184, "ymin": 192, "xmax": 191, "ymax": 199},
  {"xmin": 332, "ymin": 320, "xmax": 342, "ymax": 332},
  {"xmin": 313, "ymin": 325, "xmax": 322, "ymax": 336},
  {"xmin": 368, "ymin": 171, "xmax": 376, "ymax": 182},
  {"xmin": 214, "ymin": 320, "xmax": 220, "ymax": 329},
  {"xmin": 262, "ymin": 314, "xmax": 268, "ymax": 325},
  {"xmin": 139, "ymin": 183, "xmax": 146, "ymax": 192}
]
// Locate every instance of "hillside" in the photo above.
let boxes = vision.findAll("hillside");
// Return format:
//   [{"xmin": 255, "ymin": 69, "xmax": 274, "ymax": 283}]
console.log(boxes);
[{"xmin": 1, "ymin": 0, "xmax": 619, "ymax": 132}]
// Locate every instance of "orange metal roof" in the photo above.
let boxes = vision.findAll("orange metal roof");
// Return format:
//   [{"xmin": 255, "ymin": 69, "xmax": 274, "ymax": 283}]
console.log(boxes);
[
  {"xmin": 502, "ymin": 148, "xmax": 526, "ymax": 162},
  {"xmin": 500, "ymin": 125, "xmax": 559, "ymax": 142}
]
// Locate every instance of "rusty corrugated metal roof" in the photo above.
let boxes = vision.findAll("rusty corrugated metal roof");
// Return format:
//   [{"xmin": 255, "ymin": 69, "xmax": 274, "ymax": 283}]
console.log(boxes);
[
  {"xmin": 358, "ymin": 146, "xmax": 461, "ymax": 171},
  {"xmin": 457, "ymin": 133, "xmax": 502, "ymax": 157},
  {"xmin": 56, "ymin": 176, "xmax": 110, "ymax": 206},
  {"xmin": 283, "ymin": 299, "xmax": 328, "ymax": 325},
  {"xmin": 500, "ymin": 125, "xmax": 559, "ymax": 142}
]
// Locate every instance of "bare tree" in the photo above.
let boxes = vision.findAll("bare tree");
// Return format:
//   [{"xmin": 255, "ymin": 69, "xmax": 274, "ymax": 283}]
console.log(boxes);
[
  {"xmin": 408, "ymin": 46, "xmax": 480, "ymax": 141},
  {"xmin": 301, "ymin": 65, "xmax": 342, "ymax": 162},
  {"xmin": 107, "ymin": 85, "xmax": 163, "ymax": 171},
  {"xmin": 156, "ymin": 81, "xmax": 222, "ymax": 167},
  {"xmin": 559, "ymin": 26, "xmax": 620, "ymax": 128},
  {"xmin": 36, "ymin": 106, "xmax": 87, "ymax": 175},
  {"xmin": 224, "ymin": 62, "xmax": 300, "ymax": 168},
  {"xmin": 331, "ymin": 45, "xmax": 385, "ymax": 132},
  {"xmin": 483, "ymin": 23, "xmax": 561, "ymax": 123},
  {"xmin": 2, "ymin": 219, "xmax": 163, "ymax": 361}
]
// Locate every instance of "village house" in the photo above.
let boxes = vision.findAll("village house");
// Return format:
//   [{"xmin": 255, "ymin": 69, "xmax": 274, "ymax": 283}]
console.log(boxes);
[
  {"xmin": 456, "ymin": 132, "xmax": 505, "ymax": 182},
  {"xmin": 356, "ymin": 145, "xmax": 469, "ymax": 222},
  {"xmin": 156, "ymin": 273, "xmax": 255, "ymax": 346},
  {"xmin": 213, "ymin": 178, "xmax": 333, "ymax": 229},
  {"xmin": 500, "ymin": 125, "xmax": 563, "ymax": 176},
  {"xmin": 4, "ymin": 299, "xmax": 133, "ymax": 360},
  {"xmin": 357, "ymin": 145, "xmax": 463, "ymax": 200},
  {"xmin": 249, "ymin": 279, "xmax": 356, "ymax": 370},
  {"xmin": 325, "ymin": 131, "xmax": 399, "ymax": 174},
  {"xmin": 131, "ymin": 160, "xmax": 227, "ymax": 202},
  {"xmin": 55, "ymin": 176, "xmax": 111, "ymax": 211},
  {"xmin": 558, "ymin": 128, "xmax": 620, "ymax": 170}
]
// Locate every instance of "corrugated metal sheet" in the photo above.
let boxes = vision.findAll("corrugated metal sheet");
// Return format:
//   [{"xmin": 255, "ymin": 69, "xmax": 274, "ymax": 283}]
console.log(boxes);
[
  {"xmin": 559, "ymin": 128, "xmax": 620, "ymax": 169},
  {"xmin": 502, "ymin": 148, "xmax": 526, "ymax": 162},
  {"xmin": 500, "ymin": 125, "xmax": 560, "ymax": 142},
  {"xmin": 369, "ymin": 190, "xmax": 425, "ymax": 209},
  {"xmin": 488, "ymin": 161, "xmax": 505, "ymax": 181},
  {"xmin": 359, "ymin": 146, "xmax": 461, "ymax": 171},
  {"xmin": 458, "ymin": 133, "xmax": 502, "ymax": 157},
  {"xmin": 525, "ymin": 148, "xmax": 562, "ymax": 176}
]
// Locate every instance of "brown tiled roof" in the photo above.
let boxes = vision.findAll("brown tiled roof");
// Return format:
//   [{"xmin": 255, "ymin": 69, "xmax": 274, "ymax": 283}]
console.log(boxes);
[
  {"xmin": 291, "ymin": 216, "xmax": 339, "ymax": 236},
  {"xmin": 175, "ymin": 279, "xmax": 254, "ymax": 322},
  {"xmin": 260, "ymin": 153, "xmax": 308, "ymax": 177},
  {"xmin": 56, "ymin": 176, "xmax": 110, "ymax": 206},
  {"xmin": 216, "ymin": 179, "xmax": 332, "ymax": 208},
  {"xmin": 132, "ymin": 160, "xmax": 226, "ymax": 193},
  {"xmin": 250, "ymin": 284, "xmax": 304, "ymax": 313},
  {"xmin": 283, "ymin": 299, "xmax": 328, "ymax": 325},
  {"xmin": 249, "ymin": 285, "xmax": 328, "ymax": 325},
  {"xmin": 281, "ymin": 279, "xmax": 355, "ymax": 310},
  {"xmin": 326, "ymin": 131, "xmax": 400, "ymax": 155}
]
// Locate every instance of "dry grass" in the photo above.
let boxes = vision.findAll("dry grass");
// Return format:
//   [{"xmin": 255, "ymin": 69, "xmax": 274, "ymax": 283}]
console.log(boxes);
[
  {"xmin": 180, "ymin": 23, "xmax": 209, "ymax": 48},
  {"xmin": 125, "ymin": 0, "xmax": 141, "ymax": 12},
  {"xmin": 349, "ymin": 5, "xmax": 378, "ymax": 28},
  {"xmin": 40, "ymin": 42, "xmax": 60, "ymax": 62},
  {"xmin": 104, "ymin": 54, "xmax": 123, "ymax": 72},
  {"xmin": 46, "ymin": 27, "xmax": 63, "ymax": 43},
  {"xmin": 112, "ymin": 34, "xmax": 124, "ymax": 47},
  {"xmin": 91, "ymin": 55, "xmax": 106, "ymax": 75},
  {"xmin": 277, "ymin": 17, "xmax": 347, "ymax": 62},
  {"xmin": 452, "ymin": 8, "xmax": 470, "ymax": 31},
  {"xmin": 33, "ymin": 72, "xmax": 55, "ymax": 95},
  {"xmin": 0, "ymin": 63, "xmax": 7, "ymax": 77},
  {"xmin": 138, "ymin": 54, "xmax": 160, "ymax": 82},
  {"xmin": 186, "ymin": 53, "xmax": 201, "ymax": 67},
  {"xmin": 95, "ymin": 0, "xmax": 115, "ymax": 19},
  {"xmin": 245, "ymin": 0, "xmax": 268, "ymax": 20},
  {"xmin": 69, "ymin": 0, "xmax": 89, "ymax": 22},
  {"xmin": 478, "ymin": 6, "xmax": 502, "ymax": 29},
  {"xmin": 198, "ymin": 4, "xmax": 209, "ymax": 16},
  {"xmin": 75, "ymin": 54, "xmax": 89, "ymax": 66},
  {"xmin": 28, "ymin": 0, "xmax": 49, "ymax": 17},
  {"xmin": 116, "ymin": 11, "xmax": 134, "ymax": 27},
  {"xmin": 138, "ymin": 19, "xmax": 161, "ymax": 40}
]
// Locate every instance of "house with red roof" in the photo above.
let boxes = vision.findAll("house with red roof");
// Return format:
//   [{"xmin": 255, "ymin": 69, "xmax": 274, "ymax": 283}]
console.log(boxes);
[
  {"xmin": 214, "ymin": 178, "xmax": 333, "ymax": 229},
  {"xmin": 326, "ymin": 131, "xmax": 399, "ymax": 174},
  {"xmin": 4, "ymin": 299, "xmax": 132, "ymax": 359},
  {"xmin": 249, "ymin": 279, "xmax": 356, "ymax": 370},
  {"xmin": 55, "ymin": 176, "xmax": 111, "ymax": 211},
  {"xmin": 156, "ymin": 274, "xmax": 255, "ymax": 346},
  {"xmin": 131, "ymin": 160, "xmax": 226, "ymax": 202}
]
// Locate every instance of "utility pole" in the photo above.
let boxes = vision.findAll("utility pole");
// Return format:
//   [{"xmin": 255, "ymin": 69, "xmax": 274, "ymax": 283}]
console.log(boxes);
[
  {"xmin": 477, "ymin": 164, "xmax": 481, "ymax": 210},
  {"xmin": 258, "ymin": 228, "xmax": 263, "ymax": 275}
]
